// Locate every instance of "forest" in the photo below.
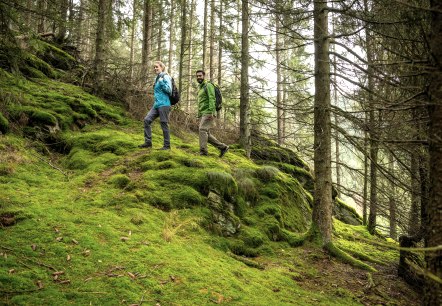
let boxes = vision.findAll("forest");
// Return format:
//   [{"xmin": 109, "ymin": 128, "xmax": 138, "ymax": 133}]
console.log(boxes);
[{"xmin": 0, "ymin": 0, "xmax": 441, "ymax": 305}]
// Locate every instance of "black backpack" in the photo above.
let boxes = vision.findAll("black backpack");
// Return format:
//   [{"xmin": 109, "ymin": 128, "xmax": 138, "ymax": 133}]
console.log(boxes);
[
  {"xmin": 169, "ymin": 77, "xmax": 180, "ymax": 105},
  {"xmin": 204, "ymin": 81, "xmax": 223, "ymax": 111}
]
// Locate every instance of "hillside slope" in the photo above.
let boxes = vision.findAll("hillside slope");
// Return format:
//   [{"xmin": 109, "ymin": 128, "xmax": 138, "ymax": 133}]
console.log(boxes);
[{"xmin": 0, "ymin": 43, "xmax": 419, "ymax": 305}]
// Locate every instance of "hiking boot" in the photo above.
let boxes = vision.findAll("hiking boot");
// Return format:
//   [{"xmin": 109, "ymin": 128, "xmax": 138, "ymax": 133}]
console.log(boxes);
[
  {"xmin": 139, "ymin": 143, "xmax": 152, "ymax": 148},
  {"xmin": 219, "ymin": 146, "xmax": 229, "ymax": 158}
]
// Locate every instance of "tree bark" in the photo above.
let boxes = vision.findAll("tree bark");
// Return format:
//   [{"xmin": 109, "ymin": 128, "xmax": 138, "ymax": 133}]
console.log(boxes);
[
  {"xmin": 409, "ymin": 151, "xmax": 420, "ymax": 236},
  {"xmin": 168, "ymin": 0, "xmax": 174, "ymax": 73},
  {"xmin": 178, "ymin": 0, "xmax": 187, "ymax": 94},
  {"xmin": 276, "ymin": 14, "xmax": 283, "ymax": 145},
  {"xmin": 240, "ymin": 0, "xmax": 251, "ymax": 157},
  {"xmin": 311, "ymin": 0, "xmax": 332, "ymax": 245},
  {"xmin": 93, "ymin": 0, "xmax": 108, "ymax": 95},
  {"xmin": 424, "ymin": 1, "xmax": 442, "ymax": 303},
  {"xmin": 388, "ymin": 153, "xmax": 397, "ymax": 240},
  {"xmin": 202, "ymin": 0, "xmax": 208, "ymax": 71},
  {"xmin": 142, "ymin": 0, "xmax": 153, "ymax": 74}
]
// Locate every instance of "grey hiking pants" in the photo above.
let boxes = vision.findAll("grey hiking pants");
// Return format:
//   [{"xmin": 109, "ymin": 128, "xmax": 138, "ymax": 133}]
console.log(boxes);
[
  {"xmin": 144, "ymin": 106, "xmax": 171, "ymax": 148},
  {"xmin": 199, "ymin": 115, "xmax": 226, "ymax": 154}
]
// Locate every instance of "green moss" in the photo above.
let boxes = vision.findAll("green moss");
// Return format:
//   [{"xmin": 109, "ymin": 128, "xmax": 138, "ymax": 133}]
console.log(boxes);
[
  {"xmin": 108, "ymin": 174, "xmax": 131, "ymax": 189},
  {"xmin": 261, "ymin": 216, "xmax": 281, "ymax": 241},
  {"xmin": 171, "ymin": 186, "xmax": 204, "ymax": 208},
  {"xmin": 228, "ymin": 240, "xmax": 260, "ymax": 257},
  {"xmin": 206, "ymin": 171, "xmax": 237, "ymax": 199},
  {"xmin": 239, "ymin": 226, "xmax": 266, "ymax": 248},
  {"xmin": 281, "ymin": 229, "xmax": 305, "ymax": 247},
  {"xmin": 0, "ymin": 112, "xmax": 9, "ymax": 134},
  {"xmin": 255, "ymin": 165, "xmax": 280, "ymax": 182},
  {"xmin": 67, "ymin": 99, "xmax": 97, "ymax": 118},
  {"xmin": 23, "ymin": 53, "xmax": 56, "ymax": 78},
  {"xmin": 237, "ymin": 177, "xmax": 259, "ymax": 203}
]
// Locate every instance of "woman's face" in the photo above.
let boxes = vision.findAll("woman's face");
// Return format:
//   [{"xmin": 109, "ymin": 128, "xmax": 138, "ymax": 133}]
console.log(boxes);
[{"xmin": 154, "ymin": 63, "xmax": 163, "ymax": 74}]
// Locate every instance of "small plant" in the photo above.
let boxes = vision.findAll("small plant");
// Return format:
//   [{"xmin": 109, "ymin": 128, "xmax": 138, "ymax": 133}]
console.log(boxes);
[{"xmin": 162, "ymin": 210, "xmax": 201, "ymax": 242}]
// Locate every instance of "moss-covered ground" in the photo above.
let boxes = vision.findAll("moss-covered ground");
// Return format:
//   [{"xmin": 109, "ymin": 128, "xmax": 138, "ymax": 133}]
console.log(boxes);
[{"xmin": 0, "ymin": 68, "xmax": 419, "ymax": 305}]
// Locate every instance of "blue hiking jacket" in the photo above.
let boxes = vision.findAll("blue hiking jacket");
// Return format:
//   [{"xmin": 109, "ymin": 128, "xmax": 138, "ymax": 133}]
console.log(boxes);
[{"xmin": 153, "ymin": 72, "xmax": 172, "ymax": 108}]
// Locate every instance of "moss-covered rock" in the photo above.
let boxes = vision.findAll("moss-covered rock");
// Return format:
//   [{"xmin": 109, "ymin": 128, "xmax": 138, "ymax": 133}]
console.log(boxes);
[{"xmin": 333, "ymin": 198, "xmax": 362, "ymax": 225}]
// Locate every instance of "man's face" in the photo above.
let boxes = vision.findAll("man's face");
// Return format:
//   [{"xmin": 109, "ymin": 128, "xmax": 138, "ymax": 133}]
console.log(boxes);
[{"xmin": 196, "ymin": 72, "xmax": 205, "ymax": 84}]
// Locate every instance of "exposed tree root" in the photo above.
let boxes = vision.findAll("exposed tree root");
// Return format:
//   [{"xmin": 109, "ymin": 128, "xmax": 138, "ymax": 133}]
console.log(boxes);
[
  {"xmin": 325, "ymin": 242, "xmax": 376, "ymax": 272},
  {"xmin": 338, "ymin": 245, "xmax": 386, "ymax": 265}
]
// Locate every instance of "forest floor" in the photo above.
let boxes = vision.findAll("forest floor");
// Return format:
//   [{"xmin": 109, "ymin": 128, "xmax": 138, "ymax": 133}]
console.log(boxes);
[
  {"xmin": 291, "ymin": 246, "xmax": 419, "ymax": 306},
  {"xmin": 0, "ymin": 67, "xmax": 422, "ymax": 305}
]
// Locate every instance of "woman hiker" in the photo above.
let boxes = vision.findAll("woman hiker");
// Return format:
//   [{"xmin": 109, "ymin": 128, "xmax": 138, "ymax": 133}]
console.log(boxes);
[{"xmin": 139, "ymin": 61, "xmax": 172, "ymax": 150}]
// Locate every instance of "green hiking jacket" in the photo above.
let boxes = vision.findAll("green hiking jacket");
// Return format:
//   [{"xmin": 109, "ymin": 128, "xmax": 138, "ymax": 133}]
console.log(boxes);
[{"xmin": 197, "ymin": 80, "xmax": 216, "ymax": 117}]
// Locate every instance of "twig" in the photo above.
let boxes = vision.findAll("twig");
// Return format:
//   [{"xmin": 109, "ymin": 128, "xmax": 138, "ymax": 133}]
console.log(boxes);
[{"xmin": 31, "ymin": 153, "xmax": 69, "ymax": 178}]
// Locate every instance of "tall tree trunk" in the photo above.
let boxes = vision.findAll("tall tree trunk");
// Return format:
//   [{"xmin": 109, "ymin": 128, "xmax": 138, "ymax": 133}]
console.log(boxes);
[
  {"xmin": 156, "ymin": 2, "xmax": 163, "ymax": 61},
  {"xmin": 425, "ymin": 1, "xmax": 442, "ymax": 303},
  {"xmin": 276, "ymin": 15, "xmax": 283, "ymax": 145},
  {"xmin": 209, "ymin": 0, "xmax": 215, "ymax": 80},
  {"xmin": 142, "ymin": 0, "xmax": 152, "ymax": 74},
  {"xmin": 409, "ymin": 151, "xmax": 420, "ymax": 236},
  {"xmin": 240, "ymin": 0, "xmax": 251, "ymax": 157},
  {"xmin": 93, "ymin": 0, "xmax": 108, "ymax": 95},
  {"xmin": 178, "ymin": 0, "xmax": 187, "ymax": 94},
  {"xmin": 37, "ymin": 0, "xmax": 47, "ymax": 33},
  {"xmin": 186, "ymin": 0, "xmax": 195, "ymax": 112},
  {"xmin": 365, "ymin": 2, "xmax": 378, "ymax": 234},
  {"xmin": 217, "ymin": 0, "xmax": 223, "ymax": 119},
  {"xmin": 388, "ymin": 153, "xmax": 397, "ymax": 240},
  {"xmin": 168, "ymin": 0, "xmax": 174, "ymax": 73},
  {"xmin": 362, "ymin": 112, "xmax": 369, "ymax": 225},
  {"xmin": 311, "ymin": 0, "xmax": 332, "ymax": 245},
  {"xmin": 129, "ymin": 0, "xmax": 137, "ymax": 82},
  {"xmin": 202, "ymin": 0, "xmax": 208, "ymax": 70},
  {"xmin": 57, "ymin": 0, "xmax": 69, "ymax": 40}
]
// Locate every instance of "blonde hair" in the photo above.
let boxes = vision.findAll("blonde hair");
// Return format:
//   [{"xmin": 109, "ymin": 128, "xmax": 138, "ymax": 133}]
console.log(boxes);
[{"xmin": 154, "ymin": 61, "xmax": 167, "ymax": 73}]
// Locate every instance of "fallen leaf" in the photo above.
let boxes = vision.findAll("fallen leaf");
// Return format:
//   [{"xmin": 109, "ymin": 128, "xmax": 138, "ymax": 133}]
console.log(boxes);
[
  {"xmin": 52, "ymin": 271, "xmax": 65, "ymax": 276},
  {"xmin": 31, "ymin": 244, "xmax": 37, "ymax": 251},
  {"xmin": 72, "ymin": 239, "xmax": 79, "ymax": 245},
  {"xmin": 36, "ymin": 280, "xmax": 44, "ymax": 289},
  {"xmin": 170, "ymin": 275, "xmax": 176, "ymax": 282},
  {"xmin": 58, "ymin": 280, "xmax": 71, "ymax": 284},
  {"xmin": 82, "ymin": 249, "xmax": 91, "ymax": 257},
  {"xmin": 120, "ymin": 237, "xmax": 129, "ymax": 242},
  {"xmin": 54, "ymin": 227, "xmax": 60, "ymax": 233},
  {"xmin": 67, "ymin": 254, "xmax": 71, "ymax": 261},
  {"xmin": 84, "ymin": 277, "xmax": 93, "ymax": 282},
  {"xmin": 128, "ymin": 230, "xmax": 132, "ymax": 236},
  {"xmin": 8, "ymin": 269, "xmax": 15, "ymax": 274},
  {"xmin": 56, "ymin": 237, "xmax": 63, "ymax": 242}
]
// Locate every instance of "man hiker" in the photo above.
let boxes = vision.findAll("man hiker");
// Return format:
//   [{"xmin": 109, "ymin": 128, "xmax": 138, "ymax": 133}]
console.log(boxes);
[{"xmin": 195, "ymin": 70, "xmax": 229, "ymax": 157}]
